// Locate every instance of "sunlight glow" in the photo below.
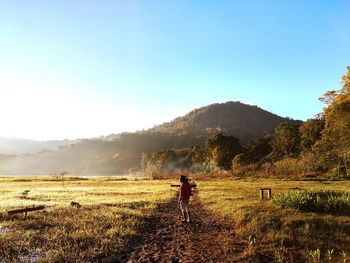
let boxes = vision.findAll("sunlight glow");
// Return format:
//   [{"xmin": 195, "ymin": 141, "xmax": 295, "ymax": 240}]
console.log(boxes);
[
  {"xmin": 0, "ymin": 0, "xmax": 348, "ymax": 140},
  {"xmin": 0, "ymin": 75, "xmax": 157, "ymax": 140}
]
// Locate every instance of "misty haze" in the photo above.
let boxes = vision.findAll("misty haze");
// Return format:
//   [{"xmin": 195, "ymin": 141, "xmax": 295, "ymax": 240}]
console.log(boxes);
[{"xmin": 1, "ymin": 1, "xmax": 350, "ymax": 262}]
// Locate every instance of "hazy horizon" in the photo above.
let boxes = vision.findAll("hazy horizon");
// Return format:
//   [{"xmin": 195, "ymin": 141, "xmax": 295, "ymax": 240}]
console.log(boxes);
[
  {"xmin": 1, "ymin": 1, "xmax": 349, "ymax": 140},
  {"xmin": 0, "ymin": 100, "xmax": 299, "ymax": 141}
]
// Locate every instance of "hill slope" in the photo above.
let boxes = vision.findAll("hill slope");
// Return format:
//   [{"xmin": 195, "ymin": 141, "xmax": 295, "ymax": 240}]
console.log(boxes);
[
  {"xmin": 0, "ymin": 101, "xmax": 300, "ymax": 175},
  {"xmin": 148, "ymin": 101, "xmax": 299, "ymax": 142}
]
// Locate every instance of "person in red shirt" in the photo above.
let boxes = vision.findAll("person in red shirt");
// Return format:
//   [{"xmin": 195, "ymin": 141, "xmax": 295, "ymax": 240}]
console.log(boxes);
[{"xmin": 178, "ymin": 175, "xmax": 191, "ymax": 222}]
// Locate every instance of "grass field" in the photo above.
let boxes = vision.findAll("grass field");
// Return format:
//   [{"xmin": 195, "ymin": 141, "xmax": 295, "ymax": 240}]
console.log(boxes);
[
  {"xmin": 0, "ymin": 177, "xmax": 175, "ymax": 262},
  {"xmin": 2, "ymin": 176, "xmax": 350, "ymax": 262},
  {"xmin": 198, "ymin": 178, "xmax": 350, "ymax": 262}
]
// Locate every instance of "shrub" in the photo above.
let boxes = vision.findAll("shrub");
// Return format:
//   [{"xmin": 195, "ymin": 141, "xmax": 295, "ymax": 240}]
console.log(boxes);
[
  {"xmin": 328, "ymin": 165, "xmax": 349, "ymax": 178},
  {"xmin": 273, "ymin": 190, "xmax": 350, "ymax": 214},
  {"xmin": 273, "ymin": 158, "xmax": 302, "ymax": 175}
]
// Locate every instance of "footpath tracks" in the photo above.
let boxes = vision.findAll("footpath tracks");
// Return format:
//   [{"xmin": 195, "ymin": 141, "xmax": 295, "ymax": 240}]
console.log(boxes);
[{"xmin": 115, "ymin": 193, "xmax": 247, "ymax": 263}]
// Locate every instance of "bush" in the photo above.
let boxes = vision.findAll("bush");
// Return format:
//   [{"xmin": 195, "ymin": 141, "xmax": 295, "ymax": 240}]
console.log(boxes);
[
  {"xmin": 273, "ymin": 190, "xmax": 350, "ymax": 214},
  {"xmin": 272, "ymin": 158, "xmax": 302, "ymax": 175},
  {"xmin": 328, "ymin": 165, "xmax": 349, "ymax": 178}
]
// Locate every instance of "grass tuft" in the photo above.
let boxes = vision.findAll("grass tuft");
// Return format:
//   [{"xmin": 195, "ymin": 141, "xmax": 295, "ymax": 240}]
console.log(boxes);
[{"xmin": 273, "ymin": 190, "xmax": 350, "ymax": 214}]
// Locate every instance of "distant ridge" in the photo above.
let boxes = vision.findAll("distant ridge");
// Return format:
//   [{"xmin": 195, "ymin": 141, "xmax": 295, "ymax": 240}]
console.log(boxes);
[{"xmin": 0, "ymin": 137, "xmax": 81, "ymax": 155}]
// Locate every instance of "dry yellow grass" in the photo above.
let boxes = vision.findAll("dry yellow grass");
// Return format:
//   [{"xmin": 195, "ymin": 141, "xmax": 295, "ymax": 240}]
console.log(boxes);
[
  {"xmin": 0, "ymin": 177, "xmax": 175, "ymax": 262},
  {"xmin": 198, "ymin": 178, "xmax": 350, "ymax": 262},
  {"xmin": 3, "ymin": 176, "xmax": 350, "ymax": 262}
]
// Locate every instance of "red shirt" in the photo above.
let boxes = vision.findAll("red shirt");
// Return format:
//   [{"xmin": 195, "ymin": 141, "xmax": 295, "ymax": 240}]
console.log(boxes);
[{"xmin": 180, "ymin": 181, "xmax": 191, "ymax": 201}]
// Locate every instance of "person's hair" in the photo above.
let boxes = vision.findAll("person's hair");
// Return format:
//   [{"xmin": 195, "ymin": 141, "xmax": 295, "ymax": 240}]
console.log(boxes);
[{"xmin": 180, "ymin": 175, "xmax": 188, "ymax": 183}]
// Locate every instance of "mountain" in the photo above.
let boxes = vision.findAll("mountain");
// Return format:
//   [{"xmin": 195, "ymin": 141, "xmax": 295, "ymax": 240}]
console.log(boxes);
[
  {"xmin": 0, "ymin": 101, "xmax": 300, "ymax": 175},
  {"xmin": 0, "ymin": 137, "xmax": 81, "ymax": 155},
  {"xmin": 147, "ymin": 101, "xmax": 299, "ymax": 142}
]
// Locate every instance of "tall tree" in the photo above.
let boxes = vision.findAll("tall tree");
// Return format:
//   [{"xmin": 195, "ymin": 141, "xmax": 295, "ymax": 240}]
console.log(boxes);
[
  {"xmin": 140, "ymin": 152, "xmax": 150, "ymax": 171},
  {"xmin": 299, "ymin": 118, "xmax": 324, "ymax": 152},
  {"xmin": 187, "ymin": 145, "xmax": 211, "ymax": 172},
  {"xmin": 315, "ymin": 66, "xmax": 350, "ymax": 175},
  {"xmin": 244, "ymin": 136, "xmax": 272, "ymax": 163},
  {"xmin": 270, "ymin": 122, "xmax": 300, "ymax": 159},
  {"xmin": 205, "ymin": 133, "xmax": 242, "ymax": 170}
]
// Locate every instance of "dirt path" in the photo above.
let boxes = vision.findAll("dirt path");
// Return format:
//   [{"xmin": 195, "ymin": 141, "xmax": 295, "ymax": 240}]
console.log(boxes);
[{"xmin": 111, "ymin": 192, "xmax": 249, "ymax": 263}]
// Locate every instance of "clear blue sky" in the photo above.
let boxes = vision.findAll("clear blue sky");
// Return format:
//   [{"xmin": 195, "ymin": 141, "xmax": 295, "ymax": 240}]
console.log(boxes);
[{"xmin": 0, "ymin": 0, "xmax": 349, "ymax": 140}]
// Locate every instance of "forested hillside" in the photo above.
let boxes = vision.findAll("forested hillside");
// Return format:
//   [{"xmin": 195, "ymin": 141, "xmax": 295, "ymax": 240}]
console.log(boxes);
[
  {"xmin": 143, "ymin": 66, "xmax": 350, "ymax": 178},
  {"xmin": 0, "ymin": 102, "xmax": 297, "ymax": 175},
  {"xmin": 148, "ymin": 101, "xmax": 299, "ymax": 142}
]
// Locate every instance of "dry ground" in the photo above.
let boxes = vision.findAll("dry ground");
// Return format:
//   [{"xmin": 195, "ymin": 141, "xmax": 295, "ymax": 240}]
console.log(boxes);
[{"xmin": 107, "ymin": 193, "xmax": 251, "ymax": 263}]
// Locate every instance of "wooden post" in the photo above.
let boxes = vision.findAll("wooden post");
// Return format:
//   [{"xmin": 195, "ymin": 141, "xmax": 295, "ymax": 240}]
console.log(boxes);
[
  {"xmin": 259, "ymin": 188, "xmax": 272, "ymax": 200},
  {"xmin": 267, "ymin": 189, "xmax": 272, "ymax": 199}
]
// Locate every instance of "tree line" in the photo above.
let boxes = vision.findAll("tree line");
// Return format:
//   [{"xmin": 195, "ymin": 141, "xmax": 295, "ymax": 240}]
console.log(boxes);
[{"xmin": 142, "ymin": 66, "xmax": 350, "ymax": 178}]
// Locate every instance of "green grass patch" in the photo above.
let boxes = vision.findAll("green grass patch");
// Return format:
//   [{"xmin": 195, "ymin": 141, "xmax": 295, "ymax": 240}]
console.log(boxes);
[{"xmin": 273, "ymin": 190, "xmax": 350, "ymax": 214}]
